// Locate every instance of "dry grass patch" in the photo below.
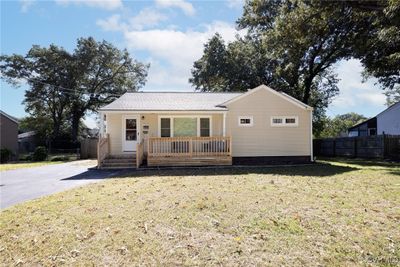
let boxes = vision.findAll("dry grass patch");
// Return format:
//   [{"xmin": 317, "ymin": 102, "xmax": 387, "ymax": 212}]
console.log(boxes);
[
  {"xmin": 0, "ymin": 161, "xmax": 63, "ymax": 171},
  {"xmin": 1, "ymin": 159, "xmax": 399, "ymax": 266}
]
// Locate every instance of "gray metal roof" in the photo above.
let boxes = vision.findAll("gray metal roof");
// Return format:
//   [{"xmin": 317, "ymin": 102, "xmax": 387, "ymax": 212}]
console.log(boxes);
[
  {"xmin": 99, "ymin": 92, "xmax": 243, "ymax": 111},
  {"xmin": 18, "ymin": 131, "xmax": 36, "ymax": 139}
]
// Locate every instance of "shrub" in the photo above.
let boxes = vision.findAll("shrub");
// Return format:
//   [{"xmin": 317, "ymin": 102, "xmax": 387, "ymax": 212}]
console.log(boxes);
[
  {"xmin": 50, "ymin": 156, "xmax": 70, "ymax": 161},
  {"xmin": 19, "ymin": 154, "xmax": 32, "ymax": 161},
  {"xmin": 32, "ymin": 146, "xmax": 48, "ymax": 161},
  {"xmin": 0, "ymin": 148, "xmax": 12, "ymax": 163}
]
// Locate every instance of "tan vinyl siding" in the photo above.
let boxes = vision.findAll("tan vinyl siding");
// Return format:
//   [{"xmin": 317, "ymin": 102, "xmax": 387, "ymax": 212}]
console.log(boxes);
[
  {"xmin": 106, "ymin": 113, "xmax": 123, "ymax": 155},
  {"xmin": 226, "ymin": 88, "xmax": 311, "ymax": 157},
  {"xmin": 212, "ymin": 114, "xmax": 223, "ymax": 136},
  {"xmin": 106, "ymin": 113, "xmax": 224, "ymax": 155}
]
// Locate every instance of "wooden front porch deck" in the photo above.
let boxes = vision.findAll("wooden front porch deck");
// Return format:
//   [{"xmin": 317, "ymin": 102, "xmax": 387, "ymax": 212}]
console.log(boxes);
[
  {"xmin": 98, "ymin": 136, "xmax": 232, "ymax": 168},
  {"xmin": 146, "ymin": 136, "xmax": 232, "ymax": 167}
]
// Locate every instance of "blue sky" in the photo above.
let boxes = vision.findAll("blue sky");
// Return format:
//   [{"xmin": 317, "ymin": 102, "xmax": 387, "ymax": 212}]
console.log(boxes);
[{"xmin": 1, "ymin": 0, "xmax": 387, "ymax": 128}]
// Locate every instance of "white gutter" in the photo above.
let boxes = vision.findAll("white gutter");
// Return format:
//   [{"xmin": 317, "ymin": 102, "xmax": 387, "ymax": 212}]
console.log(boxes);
[{"xmin": 310, "ymin": 110, "xmax": 314, "ymax": 162}]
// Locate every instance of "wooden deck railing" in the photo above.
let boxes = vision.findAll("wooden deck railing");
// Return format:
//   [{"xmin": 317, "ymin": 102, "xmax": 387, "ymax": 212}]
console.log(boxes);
[
  {"xmin": 136, "ymin": 139, "xmax": 144, "ymax": 168},
  {"xmin": 97, "ymin": 134, "xmax": 109, "ymax": 168},
  {"xmin": 148, "ymin": 136, "xmax": 231, "ymax": 157}
]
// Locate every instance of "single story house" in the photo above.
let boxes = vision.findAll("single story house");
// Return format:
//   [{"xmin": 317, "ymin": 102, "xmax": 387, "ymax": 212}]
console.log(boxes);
[
  {"xmin": 97, "ymin": 85, "xmax": 314, "ymax": 168},
  {"xmin": 0, "ymin": 110, "xmax": 19, "ymax": 159},
  {"xmin": 348, "ymin": 101, "xmax": 400, "ymax": 137},
  {"xmin": 348, "ymin": 117, "xmax": 377, "ymax": 137}
]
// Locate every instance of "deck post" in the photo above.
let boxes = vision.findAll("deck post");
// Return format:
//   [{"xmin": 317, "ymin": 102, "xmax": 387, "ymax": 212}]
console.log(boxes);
[
  {"xmin": 189, "ymin": 139, "xmax": 193, "ymax": 157},
  {"xmin": 229, "ymin": 136, "xmax": 232, "ymax": 156},
  {"xmin": 99, "ymin": 112, "xmax": 104, "ymax": 137},
  {"xmin": 223, "ymin": 112, "xmax": 227, "ymax": 137}
]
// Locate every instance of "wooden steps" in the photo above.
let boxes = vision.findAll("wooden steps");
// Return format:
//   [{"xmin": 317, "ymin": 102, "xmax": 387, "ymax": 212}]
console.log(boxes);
[{"xmin": 100, "ymin": 154, "xmax": 136, "ymax": 169}]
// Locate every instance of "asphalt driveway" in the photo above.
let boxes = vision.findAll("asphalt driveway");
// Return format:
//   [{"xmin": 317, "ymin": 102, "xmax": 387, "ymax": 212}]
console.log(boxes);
[{"xmin": 0, "ymin": 160, "xmax": 126, "ymax": 209}]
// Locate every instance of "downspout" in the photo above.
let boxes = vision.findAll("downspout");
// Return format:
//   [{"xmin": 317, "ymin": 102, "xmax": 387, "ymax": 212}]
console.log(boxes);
[
  {"xmin": 99, "ymin": 112, "xmax": 104, "ymax": 138},
  {"xmin": 310, "ymin": 109, "xmax": 314, "ymax": 162}
]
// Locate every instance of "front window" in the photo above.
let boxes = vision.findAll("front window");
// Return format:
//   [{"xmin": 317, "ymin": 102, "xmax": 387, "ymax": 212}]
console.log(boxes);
[
  {"xmin": 160, "ymin": 118, "xmax": 171, "ymax": 137},
  {"xmin": 159, "ymin": 116, "xmax": 212, "ymax": 137},
  {"xmin": 173, "ymin": 118, "xmax": 197, "ymax": 137},
  {"xmin": 125, "ymin": 119, "xmax": 137, "ymax": 140},
  {"xmin": 200, "ymin": 118, "xmax": 210, "ymax": 137}
]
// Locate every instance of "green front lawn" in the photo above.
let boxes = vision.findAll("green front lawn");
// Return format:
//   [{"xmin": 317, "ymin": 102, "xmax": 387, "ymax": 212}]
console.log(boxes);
[
  {"xmin": 1, "ymin": 158, "xmax": 399, "ymax": 266},
  {"xmin": 0, "ymin": 161, "xmax": 63, "ymax": 171}
]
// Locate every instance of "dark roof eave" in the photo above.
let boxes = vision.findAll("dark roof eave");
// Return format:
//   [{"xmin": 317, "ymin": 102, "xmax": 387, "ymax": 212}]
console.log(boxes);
[{"xmin": 348, "ymin": 117, "xmax": 376, "ymax": 131}]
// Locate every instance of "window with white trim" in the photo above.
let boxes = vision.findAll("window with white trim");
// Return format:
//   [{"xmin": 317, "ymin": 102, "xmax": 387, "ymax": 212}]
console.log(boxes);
[
  {"xmin": 238, "ymin": 116, "xmax": 253, "ymax": 127},
  {"xmin": 160, "ymin": 118, "xmax": 171, "ymax": 137},
  {"xmin": 159, "ymin": 116, "xmax": 211, "ymax": 137},
  {"xmin": 200, "ymin": 118, "xmax": 210, "ymax": 137},
  {"xmin": 271, "ymin": 116, "xmax": 298, "ymax": 127}
]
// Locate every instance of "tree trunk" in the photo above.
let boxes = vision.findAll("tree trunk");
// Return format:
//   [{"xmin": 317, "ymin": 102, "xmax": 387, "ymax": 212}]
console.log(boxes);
[
  {"xmin": 71, "ymin": 112, "xmax": 82, "ymax": 143},
  {"xmin": 302, "ymin": 76, "xmax": 313, "ymax": 105},
  {"xmin": 51, "ymin": 113, "xmax": 61, "ymax": 140}
]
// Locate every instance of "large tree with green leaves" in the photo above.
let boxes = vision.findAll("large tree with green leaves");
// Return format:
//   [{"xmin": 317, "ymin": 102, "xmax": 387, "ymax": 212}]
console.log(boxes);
[
  {"xmin": 1, "ymin": 37, "xmax": 149, "ymax": 143},
  {"xmin": 318, "ymin": 112, "xmax": 367, "ymax": 138},
  {"xmin": 1, "ymin": 45, "xmax": 74, "ymax": 140},
  {"xmin": 353, "ymin": 0, "xmax": 400, "ymax": 103},
  {"xmin": 190, "ymin": 0, "xmax": 396, "ymax": 134}
]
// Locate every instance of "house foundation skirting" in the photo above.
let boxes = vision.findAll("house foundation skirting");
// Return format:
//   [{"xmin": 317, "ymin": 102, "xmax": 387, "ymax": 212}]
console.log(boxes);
[
  {"xmin": 232, "ymin": 156, "xmax": 311, "ymax": 165},
  {"xmin": 147, "ymin": 156, "xmax": 232, "ymax": 167}
]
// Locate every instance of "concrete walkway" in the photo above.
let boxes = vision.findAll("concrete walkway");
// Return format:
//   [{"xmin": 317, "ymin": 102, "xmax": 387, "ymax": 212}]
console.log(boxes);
[{"xmin": 0, "ymin": 160, "xmax": 124, "ymax": 209}]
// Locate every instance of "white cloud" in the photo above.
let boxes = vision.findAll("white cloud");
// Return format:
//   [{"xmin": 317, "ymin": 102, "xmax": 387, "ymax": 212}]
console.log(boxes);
[
  {"xmin": 124, "ymin": 21, "xmax": 238, "ymax": 66},
  {"xmin": 226, "ymin": 0, "xmax": 243, "ymax": 9},
  {"xmin": 122, "ymin": 21, "xmax": 239, "ymax": 90},
  {"xmin": 155, "ymin": 0, "xmax": 195, "ymax": 16},
  {"xmin": 55, "ymin": 0, "xmax": 122, "ymax": 10},
  {"xmin": 129, "ymin": 8, "xmax": 168, "ymax": 30},
  {"xmin": 20, "ymin": 0, "xmax": 35, "ymax": 13},
  {"xmin": 83, "ymin": 116, "xmax": 98, "ymax": 129},
  {"xmin": 93, "ymin": 19, "xmax": 238, "ymax": 90},
  {"xmin": 97, "ymin": 14, "xmax": 127, "ymax": 31},
  {"xmin": 329, "ymin": 59, "xmax": 386, "ymax": 117},
  {"xmin": 97, "ymin": 8, "xmax": 168, "ymax": 32}
]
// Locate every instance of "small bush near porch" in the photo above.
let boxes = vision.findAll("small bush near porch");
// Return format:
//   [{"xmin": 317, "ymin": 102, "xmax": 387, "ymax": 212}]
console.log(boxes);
[{"xmin": 1, "ymin": 159, "xmax": 399, "ymax": 266}]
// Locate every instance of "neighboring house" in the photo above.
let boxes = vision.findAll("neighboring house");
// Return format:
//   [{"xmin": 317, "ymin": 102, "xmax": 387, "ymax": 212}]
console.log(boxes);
[
  {"xmin": 18, "ymin": 131, "xmax": 37, "ymax": 153},
  {"xmin": 0, "ymin": 110, "xmax": 19, "ymax": 158},
  {"xmin": 348, "ymin": 102, "xmax": 400, "ymax": 137},
  {"xmin": 376, "ymin": 102, "xmax": 400, "ymax": 135},
  {"xmin": 97, "ymin": 85, "xmax": 313, "ymax": 168},
  {"xmin": 348, "ymin": 117, "xmax": 377, "ymax": 137}
]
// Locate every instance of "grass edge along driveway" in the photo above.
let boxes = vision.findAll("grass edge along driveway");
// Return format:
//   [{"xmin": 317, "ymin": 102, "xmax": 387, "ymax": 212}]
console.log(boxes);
[
  {"xmin": 0, "ymin": 161, "xmax": 64, "ymax": 171},
  {"xmin": 0, "ymin": 158, "xmax": 399, "ymax": 266}
]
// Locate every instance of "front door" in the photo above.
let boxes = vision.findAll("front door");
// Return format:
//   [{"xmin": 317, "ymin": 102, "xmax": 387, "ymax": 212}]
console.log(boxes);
[{"xmin": 122, "ymin": 115, "xmax": 139, "ymax": 152}]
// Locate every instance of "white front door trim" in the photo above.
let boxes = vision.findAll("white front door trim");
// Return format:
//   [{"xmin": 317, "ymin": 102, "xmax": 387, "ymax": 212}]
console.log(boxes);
[{"xmin": 122, "ymin": 115, "xmax": 140, "ymax": 152}]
